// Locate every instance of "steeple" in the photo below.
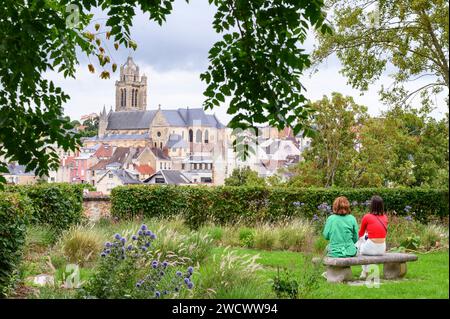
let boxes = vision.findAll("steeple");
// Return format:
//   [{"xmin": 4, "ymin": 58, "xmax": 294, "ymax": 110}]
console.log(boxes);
[{"xmin": 115, "ymin": 57, "xmax": 147, "ymax": 112}]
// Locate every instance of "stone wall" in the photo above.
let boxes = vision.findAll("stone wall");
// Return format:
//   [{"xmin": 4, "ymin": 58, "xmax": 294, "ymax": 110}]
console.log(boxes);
[{"xmin": 83, "ymin": 195, "xmax": 111, "ymax": 221}]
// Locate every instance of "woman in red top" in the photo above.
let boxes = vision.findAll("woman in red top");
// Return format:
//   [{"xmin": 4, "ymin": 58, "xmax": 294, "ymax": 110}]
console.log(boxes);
[{"xmin": 358, "ymin": 195, "xmax": 388, "ymax": 279}]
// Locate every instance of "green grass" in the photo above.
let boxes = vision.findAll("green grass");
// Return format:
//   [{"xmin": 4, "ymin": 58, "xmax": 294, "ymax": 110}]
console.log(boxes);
[{"xmin": 211, "ymin": 247, "xmax": 449, "ymax": 299}]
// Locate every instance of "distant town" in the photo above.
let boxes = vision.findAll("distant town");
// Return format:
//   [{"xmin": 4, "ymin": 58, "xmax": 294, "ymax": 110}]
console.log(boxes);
[{"xmin": 3, "ymin": 57, "xmax": 311, "ymax": 194}]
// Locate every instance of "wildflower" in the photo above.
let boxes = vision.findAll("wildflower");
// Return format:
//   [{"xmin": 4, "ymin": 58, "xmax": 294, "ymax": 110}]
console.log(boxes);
[
  {"xmin": 132, "ymin": 235, "xmax": 138, "ymax": 241},
  {"xmin": 187, "ymin": 282, "xmax": 194, "ymax": 289},
  {"xmin": 145, "ymin": 230, "xmax": 152, "ymax": 236},
  {"xmin": 145, "ymin": 242, "xmax": 151, "ymax": 247},
  {"xmin": 160, "ymin": 271, "xmax": 165, "ymax": 276},
  {"xmin": 105, "ymin": 242, "xmax": 112, "ymax": 248},
  {"xmin": 405, "ymin": 216, "xmax": 413, "ymax": 221},
  {"xmin": 351, "ymin": 201, "xmax": 358, "ymax": 206},
  {"xmin": 312, "ymin": 214, "xmax": 319, "ymax": 222},
  {"xmin": 187, "ymin": 266, "xmax": 194, "ymax": 274},
  {"xmin": 120, "ymin": 237, "xmax": 127, "ymax": 244},
  {"xmin": 105, "ymin": 249, "xmax": 111, "ymax": 254},
  {"xmin": 162, "ymin": 261, "xmax": 168, "ymax": 268},
  {"xmin": 114, "ymin": 233, "xmax": 121, "ymax": 240},
  {"xmin": 155, "ymin": 291, "xmax": 161, "ymax": 298},
  {"xmin": 404, "ymin": 205, "xmax": 412, "ymax": 213},
  {"xmin": 176, "ymin": 271, "xmax": 182, "ymax": 277},
  {"xmin": 141, "ymin": 246, "xmax": 148, "ymax": 251},
  {"xmin": 138, "ymin": 230, "xmax": 143, "ymax": 236},
  {"xmin": 150, "ymin": 233, "xmax": 157, "ymax": 240},
  {"xmin": 141, "ymin": 224, "xmax": 147, "ymax": 231},
  {"xmin": 100, "ymin": 252, "xmax": 106, "ymax": 257},
  {"xmin": 127, "ymin": 244, "xmax": 133, "ymax": 251},
  {"xmin": 184, "ymin": 278, "xmax": 190, "ymax": 284}
]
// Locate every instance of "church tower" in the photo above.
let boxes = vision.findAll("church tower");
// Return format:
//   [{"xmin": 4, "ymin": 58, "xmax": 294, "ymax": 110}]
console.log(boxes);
[{"xmin": 115, "ymin": 57, "xmax": 147, "ymax": 111}]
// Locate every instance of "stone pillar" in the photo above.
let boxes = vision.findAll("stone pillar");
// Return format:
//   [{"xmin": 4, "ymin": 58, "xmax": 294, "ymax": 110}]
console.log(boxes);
[
  {"xmin": 326, "ymin": 266, "xmax": 353, "ymax": 283},
  {"xmin": 383, "ymin": 263, "xmax": 407, "ymax": 279}
]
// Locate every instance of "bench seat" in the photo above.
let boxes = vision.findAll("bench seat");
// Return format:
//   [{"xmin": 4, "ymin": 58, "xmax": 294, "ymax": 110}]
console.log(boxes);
[{"xmin": 315, "ymin": 253, "xmax": 418, "ymax": 283}]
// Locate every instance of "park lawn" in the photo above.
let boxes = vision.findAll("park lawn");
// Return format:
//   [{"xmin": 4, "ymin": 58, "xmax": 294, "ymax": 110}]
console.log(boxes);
[{"xmin": 210, "ymin": 247, "xmax": 449, "ymax": 299}]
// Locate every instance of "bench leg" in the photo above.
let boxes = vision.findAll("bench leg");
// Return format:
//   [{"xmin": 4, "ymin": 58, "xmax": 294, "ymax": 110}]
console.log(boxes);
[
  {"xmin": 326, "ymin": 266, "xmax": 353, "ymax": 283},
  {"xmin": 383, "ymin": 262, "xmax": 407, "ymax": 279}
]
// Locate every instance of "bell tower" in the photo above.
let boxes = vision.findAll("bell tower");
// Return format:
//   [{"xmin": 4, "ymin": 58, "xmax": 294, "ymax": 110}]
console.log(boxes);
[{"xmin": 115, "ymin": 57, "xmax": 147, "ymax": 111}]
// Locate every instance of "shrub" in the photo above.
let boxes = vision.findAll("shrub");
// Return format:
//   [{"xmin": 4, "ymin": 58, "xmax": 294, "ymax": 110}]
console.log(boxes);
[
  {"xmin": 25, "ymin": 225, "xmax": 58, "ymax": 249},
  {"xmin": 272, "ymin": 268, "xmax": 299, "ymax": 299},
  {"xmin": 194, "ymin": 248, "xmax": 266, "ymax": 298},
  {"xmin": 238, "ymin": 227, "xmax": 256, "ymax": 248},
  {"xmin": 59, "ymin": 225, "xmax": 105, "ymax": 266},
  {"xmin": 276, "ymin": 219, "xmax": 315, "ymax": 252},
  {"xmin": 254, "ymin": 226, "xmax": 277, "ymax": 250},
  {"xmin": 0, "ymin": 192, "xmax": 32, "ymax": 297},
  {"xmin": 111, "ymin": 186, "xmax": 448, "ymax": 227},
  {"xmin": 79, "ymin": 225, "xmax": 195, "ymax": 299},
  {"xmin": 7, "ymin": 184, "xmax": 85, "ymax": 233},
  {"xmin": 200, "ymin": 225, "xmax": 224, "ymax": 243}
]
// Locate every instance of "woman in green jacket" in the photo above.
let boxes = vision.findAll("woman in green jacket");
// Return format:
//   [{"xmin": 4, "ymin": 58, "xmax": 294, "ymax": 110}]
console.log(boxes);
[{"xmin": 322, "ymin": 196, "xmax": 359, "ymax": 258}]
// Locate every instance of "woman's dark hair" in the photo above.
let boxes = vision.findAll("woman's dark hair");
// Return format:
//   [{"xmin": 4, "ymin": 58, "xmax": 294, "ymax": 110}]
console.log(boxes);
[{"xmin": 369, "ymin": 195, "xmax": 384, "ymax": 215}]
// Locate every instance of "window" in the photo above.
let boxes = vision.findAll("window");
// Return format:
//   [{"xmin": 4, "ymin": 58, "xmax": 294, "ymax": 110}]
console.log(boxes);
[
  {"xmin": 189, "ymin": 129, "xmax": 193, "ymax": 142},
  {"xmin": 108, "ymin": 173, "xmax": 113, "ymax": 179},
  {"xmin": 155, "ymin": 177, "xmax": 165, "ymax": 184},
  {"xmin": 160, "ymin": 163, "xmax": 163, "ymax": 169},
  {"xmin": 204, "ymin": 130, "xmax": 209, "ymax": 143},
  {"xmin": 181, "ymin": 164, "xmax": 185, "ymax": 170},
  {"xmin": 121, "ymin": 89, "xmax": 127, "ymax": 107},
  {"xmin": 154, "ymin": 142, "xmax": 157, "ymax": 148},
  {"xmin": 196, "ymin": 129, "xmax": 202, "ymax": 143},
  {"xmin": 194, "ymin": 163, "xmax": 198, "ymax": 170},
  {"xmin": 201, "ymin": 177, "xmax": 212, "ymax": 183},
  {"xmin": 160, "ymin": 142, "xmax": 163, "ymax": 149},
  {"xmin": 157, "ymin": 131, "xmax": 161, "ymax": 137}
]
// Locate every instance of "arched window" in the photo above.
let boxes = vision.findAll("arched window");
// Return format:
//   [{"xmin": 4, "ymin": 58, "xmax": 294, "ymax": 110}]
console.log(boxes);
[
  {"xmin": 131, "ymin": 89, "xmax": 135, "ymax": 107},
  {"xmin": 189, "ymin": 129, "xmax": 193, "ymax": 142},
  {"xmin": 160, "ymin": 142, "xmax": 163, "ymax": 149},
  {"xmin": 196, "ymin": 129, "xmax": 202, "ymax": 143},
  {"xmin": 154, "ymin": 142, "xmax": 157, "ymax": 148},
  {"xmin": 134, "ymin": 89, "xmax": 138, "ymax": 107},
  {"xmin": 120, "ymin": 89, "xmax": 125, "ymax": 107},
  {"xmin": 123, "ymin": 89, "xmax": 127, "ymax": 107},
  {"xmin": 204, "ymin": 130, "xmax": 209, "ymax": 144}
]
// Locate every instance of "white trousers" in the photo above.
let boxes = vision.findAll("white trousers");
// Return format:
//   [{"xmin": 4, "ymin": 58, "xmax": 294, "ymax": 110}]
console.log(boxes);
[{"xmin": 356, "ymin": 236, "xmax": 386, "ymax": 273}]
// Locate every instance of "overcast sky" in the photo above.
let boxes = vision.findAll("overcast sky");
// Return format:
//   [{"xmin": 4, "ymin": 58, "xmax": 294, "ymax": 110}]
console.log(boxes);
[{"xmin": 52, "ymin": 0, "xmax": 447, "ymax": 123}]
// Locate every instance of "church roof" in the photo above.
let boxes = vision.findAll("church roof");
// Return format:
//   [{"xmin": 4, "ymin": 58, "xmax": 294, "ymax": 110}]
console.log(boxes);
[{"xmin": 105, "ymin": 108, "xmax": 226, "ymax": 130}]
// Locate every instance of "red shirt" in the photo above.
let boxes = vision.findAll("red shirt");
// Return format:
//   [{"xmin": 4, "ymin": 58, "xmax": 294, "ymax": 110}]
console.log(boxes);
[{"xmin": 358, "ymin": 213, "xmax": 388, "ymax": 239}]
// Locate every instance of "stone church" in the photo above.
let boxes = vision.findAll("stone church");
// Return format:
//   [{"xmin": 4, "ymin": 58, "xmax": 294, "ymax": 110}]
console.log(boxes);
[{"xmin": 83, "ymin": 57, "xmax": 229, "ymax": 184}]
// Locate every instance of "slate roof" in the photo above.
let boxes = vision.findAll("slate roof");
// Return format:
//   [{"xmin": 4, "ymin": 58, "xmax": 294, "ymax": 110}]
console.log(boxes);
[
  {"xmin": 144, "ymin": 170, "xmax": 191, "ymax": 185},
  {"xmin": 104, "ymin": 108, "xmax": 226, "ymax": 131},
  {"xmin": 151, "ymin": 147, "xmax": 170, "ymax": 160},
  {"xmin": 6, "ymin": 164, "xmax": 35, "ymax": 176},
  {"xmin": 99, "ymin": 169, "xmax": 141, "ymax": 184},
  {"xmin": 166, "ymin": 134, "xmax": 188, "ymax": 149},
  {"xmin": 85, "ymin": 133, "xmax": 150, "ymax": 141}
]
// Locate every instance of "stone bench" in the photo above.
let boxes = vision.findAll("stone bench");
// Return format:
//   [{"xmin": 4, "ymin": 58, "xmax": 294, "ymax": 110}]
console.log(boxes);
[{"xmin": 315, "ymin": 253, "xmax": 418, "ymax": 283}]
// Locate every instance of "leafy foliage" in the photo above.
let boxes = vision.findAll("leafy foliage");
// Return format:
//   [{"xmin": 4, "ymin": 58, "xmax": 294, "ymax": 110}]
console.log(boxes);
[
  {"xmin": 224, "ymin": 167, "xmax": 266, "ymax": 186},
  {"xmin": 0, "ymin": 192, "xmax": 32, "ymax": 297},
  {"xmin": 111, "ymin": 185, "xmax": 449, "ymax": 227},
  {"xmin": 6, "ymin": 184, "xmax": 85, "ymax": 233},
  {"xmin": 313, "ymin": 0, "xmax": 449, "ymax": 107}
]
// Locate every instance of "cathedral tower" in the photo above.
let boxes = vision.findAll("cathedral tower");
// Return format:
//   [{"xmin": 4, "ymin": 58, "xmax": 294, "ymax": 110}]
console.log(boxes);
[{"xmin": 115, "ymin": 57, "xmax": 147, "ymax": 111}]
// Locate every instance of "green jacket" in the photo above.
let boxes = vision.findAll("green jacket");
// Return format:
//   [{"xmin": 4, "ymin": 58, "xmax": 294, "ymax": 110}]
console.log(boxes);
[{"xmin": 323, "ymin": 214, "xmax": 359, "ymax": 258}]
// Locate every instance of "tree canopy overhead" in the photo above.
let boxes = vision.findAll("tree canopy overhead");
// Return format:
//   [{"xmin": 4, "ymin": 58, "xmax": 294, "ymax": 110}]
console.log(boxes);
[
  {"xmin": 313, "ymin": 0, "xmax": 449, "ymax": 108},
  {"xmin": 0, "ymin": 0, "xmax": 330, "ymax": 184}
]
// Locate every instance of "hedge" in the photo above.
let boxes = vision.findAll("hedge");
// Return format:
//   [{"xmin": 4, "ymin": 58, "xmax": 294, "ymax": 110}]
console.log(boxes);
[
  {"xmin": 111, "ymin": 186, "xmax": 449, "ymax": 228},
  {"xmin": 0, "ymin": 192, "xmax": 32, "ymax": 297},
  {"xmin": 6, "ymin": 183, "xmax": 85, "ymax": 233}
]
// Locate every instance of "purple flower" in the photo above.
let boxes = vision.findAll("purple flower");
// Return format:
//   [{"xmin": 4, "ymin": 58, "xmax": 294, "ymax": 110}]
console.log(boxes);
[
  {"xmin": 312, "ymin": 214, "xmax": 319, "ymax": 222},
  {"xmin": 145, "ymin": 230, "xmax": 152, "ymax": 236},
  {"xmin": 141, "ymin": 224, "xmax": 147, "ymax": 231},
  {"xmin": 120, "ymin": 237, "xmax": 126, "ymax": 244},
  {"xmin": 145, "ymin": 242, "xmax": 151, "ymax": 247},
  {"xmin": 184, "ymin": 278, "xmax": 190, "ymax": 284},
  {"xmin": 100, "ymin": 252, "xmax": 106, "ymax": 257},
  {"xmin": 404, "ymin": 205, "xmax": 412, "ymax": 213},
  {"xmin": 187, "ymin": 266, "xmax": 194, "ymax": 274},
  {"xmin": 187, "ymin": 282, "xmax": 194, "ymax": 289},
  {"xmin": 138, "ymin": 230, "xmax": 143, "ymax": 236},
  {"xmin": 105, "ymin": 249, "xmax": 111, "ymax": 254},
  {"xmin": 155, "ymin": 291, "xmax": 161, "ymax": 298},
  {"xmin": 132, "ymin": 235, "xmax": 138, "ymax": 241},
  {"xmin": 160, "ymin": 271, "xmax": 165, "ymax": 276},
  {"xmin": 176, "ymin": 271, "xmax": 182, "ymax": 277},
  {"xmin": 150, "ymin": 234, "xmax": 157, "ymax": 240},
  {"xmin": 141, "ymin": 246, "xmax": 148, "ymax": 251},
  {"xmin": 127, "ymin": 244, "xmax": 133, "ymax": 251},
  {"xmin": 105, "ymin": 242, "xmax": 112, "ymax": 248},
  {"xmin": 162, "ymin": 261, "xmax": 168, "ymax": 268},
  {"xmin": 114, "ymin": 233, "xmax": 121, "ymax": 240},
  {"xmin": 351, "ymin": 201, "xmax": 358, "ymax": 206},
  {"xmin": 405, "ymin": 215, "xmax": 413, "ymax": 221}
]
